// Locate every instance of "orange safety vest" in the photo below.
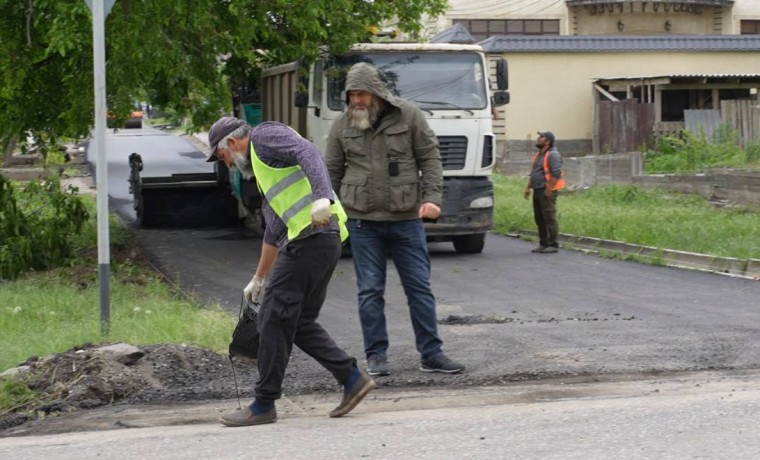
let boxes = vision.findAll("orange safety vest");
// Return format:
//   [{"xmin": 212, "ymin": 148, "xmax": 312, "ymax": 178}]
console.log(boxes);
[{"xmin": 532, "ymin": 150, "xmax": 565, "ymax": 191}]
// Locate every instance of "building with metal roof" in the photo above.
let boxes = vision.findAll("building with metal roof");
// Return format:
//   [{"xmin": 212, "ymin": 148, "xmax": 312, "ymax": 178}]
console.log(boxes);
[
  {"xmin": 479, "ymin": 34, "xmax": 760, "ymax": 53},
  {"xmin": 424, "ymin": 1, "xmax": 760, "ymax": 160}
]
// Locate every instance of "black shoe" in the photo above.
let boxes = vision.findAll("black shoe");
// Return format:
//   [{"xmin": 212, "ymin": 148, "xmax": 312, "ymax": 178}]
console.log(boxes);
[
  {"xmin": 366, "ymin": 356, "xmax": 390, "ymax": 376},
  {"xmin": 220, "ymin": 406, "xmax": 277, "ymax": 427},
  {"xmin": 330, "ymin": 369, "xmax": 376, "ymax": 418},
  {"xmin": 420, "ymin": 353, "xmax": 465, "ymax": 374}
]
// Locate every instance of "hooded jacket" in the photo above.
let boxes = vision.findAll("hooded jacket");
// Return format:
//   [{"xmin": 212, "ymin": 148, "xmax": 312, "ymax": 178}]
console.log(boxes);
[{"xmin": 325, "ymin": 62, "xmax": 442, "ymax": 222}]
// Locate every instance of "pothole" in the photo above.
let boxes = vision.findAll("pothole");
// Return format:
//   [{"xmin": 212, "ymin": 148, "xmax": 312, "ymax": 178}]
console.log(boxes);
[
  {"xmin": 439, "ymin": 313, "xmax": 637, "ymax": 325},
  {"xmin": 439, "ymin": 315, "xmax": 515, "ymax": 325}
]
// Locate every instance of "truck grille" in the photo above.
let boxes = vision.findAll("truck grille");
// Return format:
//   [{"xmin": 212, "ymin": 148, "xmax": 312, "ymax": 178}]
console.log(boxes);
[{"xmin": 437, "ymin": 136, "xmax": 467, "ymax": 170}]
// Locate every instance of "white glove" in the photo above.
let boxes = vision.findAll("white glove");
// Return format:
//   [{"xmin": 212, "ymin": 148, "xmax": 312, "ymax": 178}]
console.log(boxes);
[
  {"xmin": 243, "ymin": 275, "xmax": 265, "ymax": 304},
  {"xmin": 310, "ymin": 198, "xmax": 332, "ymax": 226}
]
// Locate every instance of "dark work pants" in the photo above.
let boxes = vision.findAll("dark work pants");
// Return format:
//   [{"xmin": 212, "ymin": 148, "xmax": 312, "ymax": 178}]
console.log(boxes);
[
  {"xmin": 533, "ymin": 189, "xmax": 559, "ymax": 248},
  {"xmin": 254, "ymin": 233, "xmax": 355, "ymax": 403}
]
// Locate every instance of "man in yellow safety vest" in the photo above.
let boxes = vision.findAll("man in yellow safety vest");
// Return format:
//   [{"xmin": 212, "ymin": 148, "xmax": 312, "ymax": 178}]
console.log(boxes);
[{"xmin": 207, "ymin": 117, "xmax": 375, "ymax": 427}]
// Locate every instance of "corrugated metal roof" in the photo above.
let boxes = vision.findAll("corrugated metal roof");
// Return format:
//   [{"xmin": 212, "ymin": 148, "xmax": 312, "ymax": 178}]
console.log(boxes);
[
  {"xmin": 596, "ymin": 73, "xmax": 760, "ymax": 80},
  {"xmin": 479, "ymin": 35, "xmax": 760, "ymax": 53}
]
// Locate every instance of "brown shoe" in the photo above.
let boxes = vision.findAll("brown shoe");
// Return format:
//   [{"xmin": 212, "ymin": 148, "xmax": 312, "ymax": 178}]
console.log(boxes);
[
  {"xmin": 220, "ymin": 406, "xmax": 277, "ymax": 427},
  {"xmin": 534, "ymin": 246, "xmax": 558, "ymax": 254},
  {"xmin": 329, "ymin": 370, "xmax": 376, "ymax": 418}
]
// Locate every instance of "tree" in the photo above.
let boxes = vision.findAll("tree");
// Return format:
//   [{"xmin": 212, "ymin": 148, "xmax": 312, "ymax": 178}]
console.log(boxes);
[{"xmin": 0, "ymin": 0, "xmax": 447, "ymax": 162}]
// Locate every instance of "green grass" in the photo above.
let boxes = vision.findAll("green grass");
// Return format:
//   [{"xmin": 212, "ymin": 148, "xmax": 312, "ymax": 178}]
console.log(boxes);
[
  {"xmin": 0, "ymin": 272, "xmax": 235, "ymax": 372},
  {"xmin": 493, "ymin": 174, "xmax": 760, "ymax": 260}
]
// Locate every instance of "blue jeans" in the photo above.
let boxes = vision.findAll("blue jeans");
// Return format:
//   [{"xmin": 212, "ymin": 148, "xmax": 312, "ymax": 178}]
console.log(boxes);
[{"xmin": 347, "ymin": 219, "xmax": 443, "ymax": 361}]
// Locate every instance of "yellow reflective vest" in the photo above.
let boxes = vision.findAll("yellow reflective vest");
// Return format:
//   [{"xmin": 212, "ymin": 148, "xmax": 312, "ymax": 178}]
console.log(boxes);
[{"xmin": 250, "ymin": 142, "xmax": 348, "ymax": 242}]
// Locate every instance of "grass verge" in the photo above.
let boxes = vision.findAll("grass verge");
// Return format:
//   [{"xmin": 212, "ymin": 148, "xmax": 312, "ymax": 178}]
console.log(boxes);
[
  {"xmin": 0, "ymin": 196, "xmax": 235, "ymax": 374},
  {"xmin": 0, "ymin": 270, "xmax": 235, "ymax": 373},
  {"xmin": 493, "ymin": 174, "xmax": 760, "ymax": 260}
]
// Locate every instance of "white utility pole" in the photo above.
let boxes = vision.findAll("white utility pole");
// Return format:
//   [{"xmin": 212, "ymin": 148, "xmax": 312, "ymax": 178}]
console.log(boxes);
[{"xmin": 86, "ymin": 0, "xmax": 116, "ymax": 335}]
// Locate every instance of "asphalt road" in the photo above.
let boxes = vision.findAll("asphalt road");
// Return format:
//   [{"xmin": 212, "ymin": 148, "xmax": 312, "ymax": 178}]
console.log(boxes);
[
  {"xmin": 7, "ymin": 120, "xmax": 756, "ymax": 458},
  {"xmin": 94, "ymin": 124, "xmax": 760, "ymax": 393},
  {"xmin": 88, "ymin": 124, "xmax": 215, "ymax": 220}
]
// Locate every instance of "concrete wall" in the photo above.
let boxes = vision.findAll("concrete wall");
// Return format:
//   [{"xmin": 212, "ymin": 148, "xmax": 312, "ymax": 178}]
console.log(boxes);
[
  {"xmin": 500, "ymin": 152, "xmax": 760, "ymax": 207},
  {"xmin": 499, "ymin": 152, "xmax": 643, "ymax": 190},
  {"xmin": 633, "ymin": 171, "xmax": 760, "ymax": 206},
  {"xmin": 504, "ymin": 139, "xmax": 593, "ymax": 162}
]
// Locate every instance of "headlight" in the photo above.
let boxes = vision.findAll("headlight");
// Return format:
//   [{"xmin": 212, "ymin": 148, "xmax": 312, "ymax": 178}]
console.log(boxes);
[{"xmin": 469, "ymin": 196, "xmax": 493, "ymax": 208}]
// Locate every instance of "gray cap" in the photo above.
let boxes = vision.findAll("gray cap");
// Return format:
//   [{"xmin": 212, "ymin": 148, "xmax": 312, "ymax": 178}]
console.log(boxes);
[
  {"xmin": 537, "ymin": 131, "xmax": 555, "ymax": 145},
  {"xmin": 206, "ymin": 116, "xmax": 247, "ymax": 162}
]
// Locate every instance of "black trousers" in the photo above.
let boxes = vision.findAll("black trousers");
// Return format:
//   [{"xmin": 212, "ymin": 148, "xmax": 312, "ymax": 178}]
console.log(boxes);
[
  {"xmin": 254, "ymin": 232, "xmax": 355, "ymax": 403},
  {"xmin": 533, "ymin": 189, "xmax": 559, "ymax": 248}
]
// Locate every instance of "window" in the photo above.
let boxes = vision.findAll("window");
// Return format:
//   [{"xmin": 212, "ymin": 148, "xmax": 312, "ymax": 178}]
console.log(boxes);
[
  {"xmin": 452, "ymin": 19, "xmax": 560, "ymax": 41},
  {"xmin": 326, "ymin": 52, "xmax": 488, "ymax": 111},
  {"xmin": 740, "ymin": 20, "xmax": 760, "ymax": 35}
]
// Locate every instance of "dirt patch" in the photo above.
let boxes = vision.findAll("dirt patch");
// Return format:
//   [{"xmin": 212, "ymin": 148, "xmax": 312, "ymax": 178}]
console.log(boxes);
[{"xmin": 0, "ymin": 343, "xmax": 260, "ymax": 435}]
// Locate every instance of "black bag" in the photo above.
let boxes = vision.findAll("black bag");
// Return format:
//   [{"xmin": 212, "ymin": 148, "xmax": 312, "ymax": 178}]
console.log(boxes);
[{"xmin": 229, "ymin": 301, "xmax": 260, "ymax": 361}]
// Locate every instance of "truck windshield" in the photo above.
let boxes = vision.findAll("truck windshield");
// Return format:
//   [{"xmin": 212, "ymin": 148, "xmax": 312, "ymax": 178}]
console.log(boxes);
[{"xmin": 326, "ymin": 52, "xmax": 487, "ymax": 111}]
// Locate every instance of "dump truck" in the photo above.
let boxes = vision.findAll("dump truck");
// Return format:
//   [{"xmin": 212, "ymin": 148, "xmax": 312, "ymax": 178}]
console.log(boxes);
[
  {"xmin": 129, "ymin": 43, "xmax": 509, "ymax": 253},
  {"xmin": 261, "ymin": 43, "xmax": 509, "ymax": 253}
]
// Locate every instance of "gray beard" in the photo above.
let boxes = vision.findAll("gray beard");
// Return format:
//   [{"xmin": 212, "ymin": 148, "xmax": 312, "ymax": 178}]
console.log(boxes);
[
  {"xmin": 349, "ymin": 108, "xmax": 372, "ymax": 130},
  {"xmin": 231, "ymin": 150, "xmax": 253, "ymax": 180},
  {"xmin": 348, "ymin": 99, "xmax": 379, "ymax": 130}
]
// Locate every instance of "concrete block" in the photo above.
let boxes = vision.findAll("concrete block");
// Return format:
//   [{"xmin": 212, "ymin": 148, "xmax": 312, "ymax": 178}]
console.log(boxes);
[
  {"xmin": 746, "ymin": 259, "xmax": 760, "ymax": 279},
  {"xmin": 0, "ymin": 167, "xmax": 49, "ymax": 181}
]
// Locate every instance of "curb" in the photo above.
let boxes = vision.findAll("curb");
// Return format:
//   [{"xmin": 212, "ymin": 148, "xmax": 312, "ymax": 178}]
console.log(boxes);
[{"xmin": 513, "ymin": 231, "xmax": 760, "ymax": 280}]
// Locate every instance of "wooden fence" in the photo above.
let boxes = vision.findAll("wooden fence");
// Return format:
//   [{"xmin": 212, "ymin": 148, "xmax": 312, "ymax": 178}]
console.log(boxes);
[
  {"xmin": 721, "ymin": 100, "xmax": 760, "ymax": 146},
  {"xmin": 596, "ymin": 99, "xmax": 655, "ymax": 154},
  {"xmin": 683, "ymin": 100, "xmax": 759, "ymax": 145}
]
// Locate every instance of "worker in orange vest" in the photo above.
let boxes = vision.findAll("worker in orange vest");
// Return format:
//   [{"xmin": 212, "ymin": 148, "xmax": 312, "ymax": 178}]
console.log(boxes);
[{"xmin": 524, "ymin": 131, "xmax": 565, "ymax": 254}]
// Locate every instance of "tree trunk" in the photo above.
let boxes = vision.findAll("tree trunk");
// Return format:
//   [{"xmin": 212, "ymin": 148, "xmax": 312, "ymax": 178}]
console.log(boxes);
[{"xmin": 2, "ymin": 135, "xmax": 19, "ymax": 167}]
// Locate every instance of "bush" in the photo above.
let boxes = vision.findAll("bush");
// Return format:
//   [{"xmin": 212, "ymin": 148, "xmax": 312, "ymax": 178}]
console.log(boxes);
[{"xmin": 0, "ymin": 176, "xmax": 89, "ymax": 280}]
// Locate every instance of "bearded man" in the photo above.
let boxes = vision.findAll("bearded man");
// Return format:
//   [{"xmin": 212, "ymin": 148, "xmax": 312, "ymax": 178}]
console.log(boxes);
[{"xmin": 325, "ymin": 62, "xmax": 465, "ymax": 377}]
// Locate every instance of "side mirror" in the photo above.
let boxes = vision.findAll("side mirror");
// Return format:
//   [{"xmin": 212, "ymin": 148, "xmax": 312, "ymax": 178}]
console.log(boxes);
[
  {"xmin": 295, "ymin": 91, "xmax": 309, "ymax": 108},
  {"xmin": 295, "ymin": 57, "xmax": 310, "ymax": 108},
  {"xmin": 495, "ymin": 58, "xmax": 508, "ymax": 91},
  {"xmin": 492, "ymin": 91, "xmax": 510, "ymax": 107}
]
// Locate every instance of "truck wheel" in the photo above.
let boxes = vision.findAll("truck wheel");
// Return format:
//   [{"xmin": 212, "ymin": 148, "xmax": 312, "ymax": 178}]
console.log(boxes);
[{"xmin": 452, "ymin": 233, "xmax": 485, "ymax": 254}]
